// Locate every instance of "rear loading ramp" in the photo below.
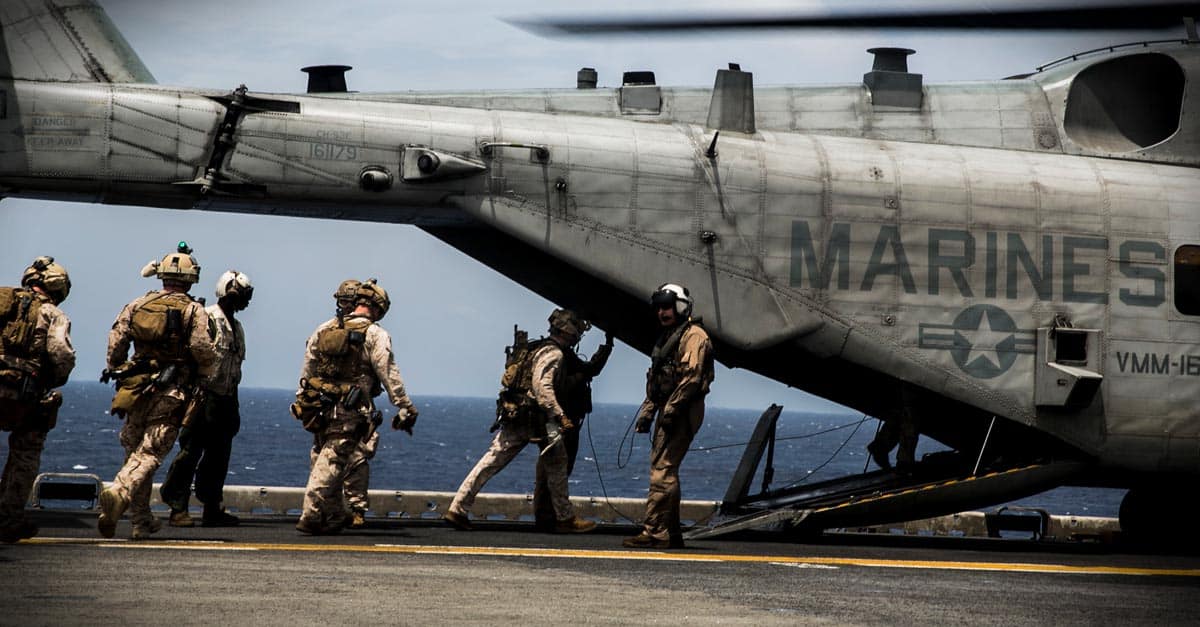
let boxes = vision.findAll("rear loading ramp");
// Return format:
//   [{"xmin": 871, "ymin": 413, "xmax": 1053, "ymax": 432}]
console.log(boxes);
[{"xmin": 693, "ymin": 404, "xmax": 1088, "ymax": 540}]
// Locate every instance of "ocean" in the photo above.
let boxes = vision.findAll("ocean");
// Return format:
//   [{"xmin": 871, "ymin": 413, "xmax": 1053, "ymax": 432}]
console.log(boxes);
[{"xmin": 15, "ymin": 382, "xmax": 1125, "ymax": 518}]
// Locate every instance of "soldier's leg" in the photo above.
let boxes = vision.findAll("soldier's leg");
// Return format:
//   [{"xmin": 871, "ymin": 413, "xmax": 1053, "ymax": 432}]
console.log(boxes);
[
  {"xmin": 299, "ymin": 435, "xmax": 357, "ymax": 531},
  {"xmin": 194, "ymin": 395, "xmax": 240, "ymax": 509},
  {"xmin": 0, "ymin": 424, "xmax": 48, "ymax": 529},
  {"xmin": 896, "ymin": 414, "xmax": 919, "ymax": 466},
  {"xmin": 448, "ymin": 426, "xmax": 527, "ymax": 516},
  {"xmin": 643, "ymin": 418, "xmax": 697, "ymax": 541},
  {"xmin": 125, "ymin": 422, "xmax": 180, "ymax": 531},
  {"xmin": 343, "ymin": 429, "xmax": 378, "ymax": 516},
  {"xmin": 159, "ymin": 421, "xmax": 203, "ymax": 512},
  {"xmin": 867, "ymin": 418, "xmax": 901, "ymax": 469},
  {"xmin": 535, "ymin": 438, "xmax": 575, "ymax": 522}
]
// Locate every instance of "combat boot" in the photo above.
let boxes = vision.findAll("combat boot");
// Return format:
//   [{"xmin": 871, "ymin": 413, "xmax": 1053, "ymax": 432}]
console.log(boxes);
[
  {"xmin": 554, "ymin": 516, "xmax": 597, "ymax": 534},
  {"xmin": 348, "ymin": 509, "xmax": 367, "ymax": 529},
  {"xmin": 201, "ymin": 504, "xmax": 239, "ymax": 527},
  {"xmin": 442, "ymin": 510, "xmax": 473, "ymax": 531},
  {"xmin": 622, "ymin": 532, "xmax": 669, "ymax": 549},
  {"xmin": 0, "ymin": 520, "xmax": 37, "ymax": 544},
  {"xmin": 131, "ymin": 518, "xmax": 162, "ymax": 540},
  {"xmin": 97, "ymin": 488, "xmax": 128, "ymax": 539},
  {"xmin": 867, "ymin": 442, "xmax": 892, "ymax": 471},
  {"xmin": 168, "ymin": 509, "xmax": 195, "ymax": 527}
]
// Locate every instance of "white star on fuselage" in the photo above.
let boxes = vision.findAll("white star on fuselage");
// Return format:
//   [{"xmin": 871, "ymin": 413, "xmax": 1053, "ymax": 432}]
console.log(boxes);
[{"xmin": 957, "ymin": 309, "xmax": 1013, "ymax": 371}]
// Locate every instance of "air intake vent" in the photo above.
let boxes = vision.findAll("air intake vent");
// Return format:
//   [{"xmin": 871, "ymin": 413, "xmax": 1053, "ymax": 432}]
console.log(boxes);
[
  {"xmin": 1063, "ymin": 53, "xmax": 1184, "ymax": 152},
  {"xmin": 301, "ymin": 65, "xmax": 352, "ymax": 93}
]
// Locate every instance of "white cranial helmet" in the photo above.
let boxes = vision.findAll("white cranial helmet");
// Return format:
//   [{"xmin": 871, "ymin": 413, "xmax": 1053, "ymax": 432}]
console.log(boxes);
[
  {"xmin": 215, "ymin": 270, "xmax": 253, "ymax": 309},
  {"xmin": 650, "ymin": 283, "xmax": 692, "ymax": 317}
]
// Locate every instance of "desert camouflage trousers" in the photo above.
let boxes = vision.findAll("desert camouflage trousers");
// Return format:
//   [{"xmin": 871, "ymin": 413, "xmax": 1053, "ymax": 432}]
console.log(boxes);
[
  {"xmin": 449, "ymin": 420, "xmax": 574, "ymax": 522},
  {"xmin": 0, "ymin": 398, "xmax": 48, "ymax": 525},
  {"xmin": 641, "ymin": 399, "xmax": 705, "ymax": 542},
  {"xmin": 112, "ymin": 392, "xmax": 185, "ymax": 529},
  {"xmin": 344, "ymin": 429, "xmax": 378, "ymax": 513}
]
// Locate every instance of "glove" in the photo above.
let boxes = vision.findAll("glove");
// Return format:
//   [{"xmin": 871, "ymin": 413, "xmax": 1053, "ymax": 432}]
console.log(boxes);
[
  {"xmin": 603, "ymin": 332, "xmax": 614, "ymax": 347},
  {"xmin": 392, "ymin": 406, "xmax": 418, "ymax": 435},
  {"xmin": 558, "ymin": 415, "xmax": 575, "ymax": 431}
]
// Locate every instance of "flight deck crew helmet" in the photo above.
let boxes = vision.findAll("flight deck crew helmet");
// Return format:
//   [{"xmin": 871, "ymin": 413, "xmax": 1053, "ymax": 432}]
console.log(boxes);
[
  {"xmin": 355, "ymin": 278, "xmax": 390, "ymax": 320},
  {"xmin": 548, "ymin": 308, "xmax": 589, "ymax": 342},
  {"xmin": 650, "ymin": 283, "xmax": 692, "ymax": 317},
  {"xmin": 141, "ymin": 241, "xmax": 201, "ymax": 284},
  {"xmin": 21, "ymin": 256, "xmax": 71, "ymax": 304},
  {"xmin": 216, "ymin": 270, "xmax": 254, "ymax": 310}
]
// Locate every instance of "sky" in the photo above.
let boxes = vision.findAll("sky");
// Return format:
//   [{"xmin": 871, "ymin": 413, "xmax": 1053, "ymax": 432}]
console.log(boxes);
[{"xmin": 0, "ymin": 0, "xmax": 1177, "ymax": 410}]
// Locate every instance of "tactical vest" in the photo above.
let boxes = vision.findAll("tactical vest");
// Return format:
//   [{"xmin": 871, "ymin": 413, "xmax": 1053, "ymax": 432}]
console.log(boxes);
[
  {"xmin": 496, "ymin": 328, "xmax": 558, "ymax": 427},
  {"xmin": 128, "ymin": 292, "xmax": 197, "ymax": 364},
  {"xmin": 647, "ymin": 320, "xmax": 703, "ymax": 405},
  {"xmin": 0, "ymin": 286, "xmax": 46, "ymax": 378},
  {"xmin": 311, "ymin": 316, "xmax": 374, "ymax": 384},
  {"xmin": 560, "ymin": 350, "xmax": 594, "ymax": 419}
]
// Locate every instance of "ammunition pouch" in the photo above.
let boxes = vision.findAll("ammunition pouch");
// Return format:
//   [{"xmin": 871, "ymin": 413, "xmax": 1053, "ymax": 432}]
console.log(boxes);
[
  {"xmin": 38, "ymin": 390, "xmax": 62, "ymax": 431},
  {"xmin": 110, "ymin": 373, "xmax": 154, "ymax": 417},
  {"xmin": 0, "ymin": 367, "xmax": 40, "ymax": 402},
  {"xmin": 292, "ymin": 377, "xmax": 353, "ymax": 433},
  {"xmin": 495, "ymin": 389, "xmax": 539, "ymax": 431}
]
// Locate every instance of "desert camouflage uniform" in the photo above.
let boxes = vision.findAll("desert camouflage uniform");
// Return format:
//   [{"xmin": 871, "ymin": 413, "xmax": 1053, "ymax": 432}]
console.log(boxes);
[
  {"xmin": 532, "ymin": 341, "xmax": 612, "ymax": 527},
  {"xmin": 160, "ymin": 303, "xmax": 245, "ymax": 513},
  {"xmin": 343, "ymin": 429, "xmax": 378, "ymax": 514},
  {"xmin": 635, "ymin": 322, "xmax": 714, "ymax": 543},
  {"xmin": 107, "ymin": 291, "xmax": 217, "ymax": 535},
  {"xmin": 298, "ymin": 315, "xmax": 414, "ymax": 531},
  {"xmin": 0, "ymin": 292, "xmax": 74, "ymax": 533},
  {"xmin": 449, "ymin": 341, "xmax": 575, "ymax": 523}
]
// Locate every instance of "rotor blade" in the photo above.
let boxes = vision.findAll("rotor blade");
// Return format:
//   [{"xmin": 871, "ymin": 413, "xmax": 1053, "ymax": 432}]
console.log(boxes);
[{"xmin": 514, "ymin": 3, "xmax": 1199, "ymax": 36}]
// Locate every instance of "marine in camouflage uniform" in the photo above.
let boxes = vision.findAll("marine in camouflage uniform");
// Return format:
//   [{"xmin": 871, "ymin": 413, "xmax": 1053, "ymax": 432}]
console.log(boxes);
[
  {"xmin": 443, "ymin": 309, "xmax": 597, "ymax": 534},
  {"xmin": 161, "ymin": 270, "xmax": 253, "ymax": 528},
  {"xmin": 98, "ymin": 244, "xmax": 218, "ymax": 540},
  {"xmin": 532, "ymin": 329, "xmax": 613, "ymax": 530},
  {"xmin": 294, "ymin": 279, "xmax": 417, "ymax": 535},
  {"xmin": 624, "ymin": 284, "xmax": 714, "ymax": 550},
  {"xmin": 0, "ymin": 257, "xmax": 75, "ymax": 543}
]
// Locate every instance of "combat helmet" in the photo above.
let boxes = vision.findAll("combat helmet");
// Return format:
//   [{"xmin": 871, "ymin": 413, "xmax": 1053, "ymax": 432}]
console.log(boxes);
[
  {"xmin": 548, "ymin": 308, "xmax": 589, "ymax": 342},
  {"xmin": 21, "ymin": 256, "xmax": 71, "ymax": 304},
  {"xmin": 650, "ymin": 283, "xmax": 692, "ymax": 317},
  {"xmin": 216, "ymin": 270, "xmax": 254, "ymax": 310},
  {"xmin": 355, "ymin": 278, "xmax": 390, "ymax": 320},
  {"xmin": 141, "ymin": 242, "xmax": 201, "ymax": 284},
  {"xmin": 334, "ymin": 278, "xmax": 362, "ymax": 314}
]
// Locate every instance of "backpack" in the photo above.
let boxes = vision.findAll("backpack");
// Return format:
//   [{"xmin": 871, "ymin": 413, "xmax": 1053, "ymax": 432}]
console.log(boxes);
[
  {"xmin": 0, "ymin": 287, "xmax": 44, "ymax": 364},
  {"xmin": 494, "ymin": 326, "xmax": 547, "ymax": 429}
]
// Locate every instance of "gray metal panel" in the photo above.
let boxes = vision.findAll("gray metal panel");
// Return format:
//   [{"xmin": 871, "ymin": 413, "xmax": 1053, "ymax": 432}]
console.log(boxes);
[{"xmin": 0, "ymin": 0, "xmax": 154, "ymax": 83}]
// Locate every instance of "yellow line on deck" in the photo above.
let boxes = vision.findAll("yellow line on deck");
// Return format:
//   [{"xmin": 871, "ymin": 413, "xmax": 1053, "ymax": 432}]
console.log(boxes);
[{"xmin": 23, "ymin": 537, "xmax": 1200, "ymax": 577}]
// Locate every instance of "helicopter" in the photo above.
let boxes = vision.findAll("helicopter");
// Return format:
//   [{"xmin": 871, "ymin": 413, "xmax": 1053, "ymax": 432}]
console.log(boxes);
[{"xmin": 1, "ymin": 0, "xmax": 1197, "ymax": 538}]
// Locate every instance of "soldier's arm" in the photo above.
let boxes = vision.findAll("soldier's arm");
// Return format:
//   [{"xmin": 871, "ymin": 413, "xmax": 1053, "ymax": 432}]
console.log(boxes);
[
  {"xmin": 661, "ymin": 327, "xmax": 713, "ymax": 417},
  {"xmin": 187, "ymin": 304, "xmax": 219, "ymax": 379},
  {"xmin": 42, "ymin": 307, "xmax": 75, "ymax": 387},
  {"xmin": 579, "ymin": 341, "xmax": 613, "ymax": 377},
  {"xmin": 367, "ymin": 327, "xmax": 415, "ymax": 411},
  {"xmin": 297, "ymin": 325, "xmax": 323, "ymax": 387},
  {"xmin": 106, "ymin": 302, "xmax": 135, "ymax": 370},
  {"xmin": 531, "ymin": 345, "xmax": 566, "ymax": 420}
]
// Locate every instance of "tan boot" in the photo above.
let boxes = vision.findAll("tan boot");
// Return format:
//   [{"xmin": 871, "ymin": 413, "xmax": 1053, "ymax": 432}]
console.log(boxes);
[
  {"xmin": 131, "ymin": 518, "xmax": 162, "ymax": 540},
  {"xmin": 622, "ymin": 532, "xmax": 669, "ymax": 549},
  {"xmin": 442, "ymin": 510, "xmax": 473, "ymax": 531},
  {"xmin": 348, "ymin": 510, "xmax": 366, "ymax": 529},
  {"xmin": 554, "ymin": 517, "xmax": 597, "ymax": 534},
  {"xmin": 168, "ymin": 510, "xmax": 195, "ymax": 527},
  {"xmin": 97, "ymin": 488, "xmax": 128, "ymax": 539}
]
